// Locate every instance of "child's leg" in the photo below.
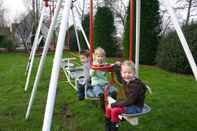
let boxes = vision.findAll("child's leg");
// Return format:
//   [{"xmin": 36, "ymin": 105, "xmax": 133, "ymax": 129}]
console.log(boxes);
[
  {"xmin": 86, "ymin": 88, "xmax": 96, "ymax": 97},
  {"xmin": 111, "ymin": 107, "xmax": 124, "ymax": 123},
  {"xmin": 76, "ymin": 80, "xmax": 84, "ymax": 100},
  {"xmin": 93, "ymin": 85, "xmax": 104, "ymax": 97},
  {"xmin": 124, "ymin": 105, "xmax": 142, "ymax": 114},
  {"xmin": 105, "ymin": 106, "xmax": 111, "ymax": 119}
]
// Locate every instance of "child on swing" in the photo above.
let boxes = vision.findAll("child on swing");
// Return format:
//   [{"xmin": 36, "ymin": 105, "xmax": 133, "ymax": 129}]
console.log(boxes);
[
  {"xmin": 104, "ymin": 61, "xmax": 147, "ymax": 131},
  {"xmin": 76, "ymin": 50, "xmax": 90, "ymax": 100},
  {"xmin": 86, "ymin": 47, "xmax": 117, "ymax": 98}
]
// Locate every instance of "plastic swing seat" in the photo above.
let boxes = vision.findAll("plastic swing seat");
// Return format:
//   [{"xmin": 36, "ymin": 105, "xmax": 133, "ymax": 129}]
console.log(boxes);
[
  {"xmin": 69, "ymin": 68, "xmax": 84, "ymax": 79},
  {"xmin": 107, "ymin": 84, "xmax": 152, "ymax": 126},
  {"xmin": 61, "ymin": 58, "xmax": 84, "ymax": 90},
  {"xmin": 122, "ymin": 104, "xmax": 151, "ymax": 117},
  {"xmin": 84, "ymin": 84, "xmax": 100, "ymax": 100},
  {"xmin": 118, "ymin": 104, "xmax": 151, "ymax": 126},
  {"xmin": 61, "ymin": 58, "xmax": 84, "ymax": 79},
  {"xmin": 62, "ymin": 58, "xmax": 75, "ymax": 68}
]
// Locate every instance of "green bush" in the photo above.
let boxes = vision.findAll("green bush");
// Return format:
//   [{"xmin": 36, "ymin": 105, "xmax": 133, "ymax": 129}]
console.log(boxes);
[
  {"xmin": 94, "ymin": 7, "xmax": 117, "ymax": 57},
  {"xmin": 0, "ymin": 35, "xmax": 14, "ymax": 50},
  {"xmin": 123, "ymin": 0, "xmax": 161, "ymax": 64},
  {"xmin": 156, "ymin": 23, "xmax": 197, "ymax": 74}
]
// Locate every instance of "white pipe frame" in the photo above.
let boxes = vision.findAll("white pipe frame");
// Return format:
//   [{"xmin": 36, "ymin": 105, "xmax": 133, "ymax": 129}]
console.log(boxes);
[
  {"xmin": 24, "ymin": 7, "xmax": 46, "ymax": 92},
  {"xmin": 71, "ymin": 6, "xmax": 81, "ymax": 52},
  {"xmin": 42, "ymin": 0, "xmax": 73, "ymax": 130},
  {"xmin": 25, "ymin": 35, "xmax": 43, "ymax": 76},
  {"xmin": 25, "ymin": 48, "xmax": 34, "ymax": 76},
  {"xmin": 25, "ymin": 0, "xmax": 63, "ymax": 120},
  {"xmin": 135, "ymin": 0, "xmax": 141, "ymax": 78},
  {"xmin": 162, "ymin": 0, "xmax": 197, "ymax": 80},
  {"xmin": 74, "ymin": 5, "xmax": 90, "ymax": 49},
  {"xmin": 79, "ymin": 25, "xmax": 90, "ymax": 49}
]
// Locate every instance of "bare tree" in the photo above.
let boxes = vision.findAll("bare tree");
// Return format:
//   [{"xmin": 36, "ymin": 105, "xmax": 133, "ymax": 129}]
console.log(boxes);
[
  {"xmin": 184, "ymin": 0, "xmax": 197, "ymax": 25},
  {"xmin": 23, "ymin": 0, "xmax": 38, "ymax": 35},
  {"xmin": 0, "ymin": 0, "xmax": 6, "ymax": 27},
  {"xmin": 14, "ymin": 12, "xmax": 34, "ymax": 52},
  {"xmin": 96, "ymin": 0, "xmax": 128, "ymax": 25},
  {"xmin": 160, "ymin": 0, "xmax": 197, "ymax": 35}
]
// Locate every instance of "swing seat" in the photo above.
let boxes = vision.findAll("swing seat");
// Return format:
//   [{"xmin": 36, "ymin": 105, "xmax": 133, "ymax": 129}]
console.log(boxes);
[
  {"xmin": 84, "ymin": 83, "xmax": 100, "ymax": 100},
  {"xmin": 69, "ymin": 68, "xmax": 84, "ymax": 79},
  {"xmin": 61, "ymin": 58, "xmax": 84, "ymax": 79},
  {"xmin": 118, "ymin": 104, "xmax": 151, "ymax": 126},
  {"xmin": 61, "ymin": 58, "xmax": 85, "ymax": 90},
  {"xmin": 122, "ymin": 104, "xmax": 151, "ymax": 117},
  {"xmin": 62, "ymin": 59, "xmax": 75, "ymax": 69}
]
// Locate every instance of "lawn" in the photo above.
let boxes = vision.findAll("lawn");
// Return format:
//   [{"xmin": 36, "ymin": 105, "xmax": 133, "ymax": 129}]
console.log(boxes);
[{"xmin": 0, "ymin": 52, "xmax": 197, "ymax": 131}]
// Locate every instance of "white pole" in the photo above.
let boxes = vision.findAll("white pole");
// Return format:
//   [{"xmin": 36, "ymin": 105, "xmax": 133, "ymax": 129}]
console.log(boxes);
[
  {"xmin": 42, "ymin": 0, "xmax": 72, "ymax": 130},
  {"xmin": 74, "ymin": 4, "xmax": 82, "ymax": 16},
  {"xmin": 39, "ymin": 0, "xmax": 43, "ymax": 11},
  {"xmin": 38, "ymin": 35, "xmax": 43, "ymax": 46},
  {"xmin": 82, "ymin": 0, "xmax": 86, "ymax": 21},
  {"xmin": 162, "ymin": 0, "xmax": 197, "ymax": 80},
  {"xmin": 25, "ymin": 0, "xmax": 62, "ymax": 120},
  {"xmin": 135, "ymin": 0, "xmax": 141, "ymax": 78},
  {"xmin": 74, "ymin": 5, "xmax": 90, "ymax": 49},
  {"xmin": 71, "ymin": 7, "xmax": 81, "ymax": 52},
  {"xmin": 25, "ymin": 35, "xmax": 42, "ymax": 76},
  {"xmin": 24, "ymin": 7, "xmax": 45, "ymax": 92},
  {"xmin": 79, "ymin": 25, "xmax": 90, "ymax": 49},
  {"xmin": 25, "ymin": 49, "xmax": 33, "ymax": 76}
]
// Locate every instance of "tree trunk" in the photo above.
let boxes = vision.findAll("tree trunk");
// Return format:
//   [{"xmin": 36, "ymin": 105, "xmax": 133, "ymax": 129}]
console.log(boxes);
[{"xmin": 185, "ymin": 0, "xmax": 193, "ymax": 26}]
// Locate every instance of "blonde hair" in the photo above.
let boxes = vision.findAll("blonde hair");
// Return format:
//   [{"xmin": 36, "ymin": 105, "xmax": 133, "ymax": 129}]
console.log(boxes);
[
  {"xmin": 121, "ymin": 60, "xmax": 136, "ymax": 74},
  {"xmin": 94, "ymin": 47, "xmax": 106, "ymax": 56}
]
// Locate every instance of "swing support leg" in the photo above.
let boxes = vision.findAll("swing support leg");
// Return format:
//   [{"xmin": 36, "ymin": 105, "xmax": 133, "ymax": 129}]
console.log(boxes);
[
  {"xmin": 25, "ymin": 0, "xmax": 62, "ymax": 120},
  {"xmin": 42, "ymin": 0, "xmax": 72, "ymax": 131}
]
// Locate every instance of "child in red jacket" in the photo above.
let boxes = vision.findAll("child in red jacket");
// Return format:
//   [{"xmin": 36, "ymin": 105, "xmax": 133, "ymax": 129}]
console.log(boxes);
[{"xmin": 105, "ymin": 61, "xmax": 147, "ymax": 131}]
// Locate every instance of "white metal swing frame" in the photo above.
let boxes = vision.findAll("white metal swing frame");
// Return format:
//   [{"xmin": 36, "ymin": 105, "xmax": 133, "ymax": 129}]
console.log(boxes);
[
  {"xmin": 25, "ymin": 0, "xmax": 90, "ymax": 121},
  {"xmin": 24, "ymin": 0, "xmax": 197, "ymax": 130}
]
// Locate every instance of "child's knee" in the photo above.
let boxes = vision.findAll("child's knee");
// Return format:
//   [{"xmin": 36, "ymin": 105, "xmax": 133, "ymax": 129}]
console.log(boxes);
[{"xmin": 93, "ymin": 85, "xmax": 104, "ymax": 97}]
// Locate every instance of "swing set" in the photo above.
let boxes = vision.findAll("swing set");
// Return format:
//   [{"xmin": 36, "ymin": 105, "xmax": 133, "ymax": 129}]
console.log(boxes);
[{"xmin": 23, "ymin": 0, "xmax": 197, "ymax": 131}]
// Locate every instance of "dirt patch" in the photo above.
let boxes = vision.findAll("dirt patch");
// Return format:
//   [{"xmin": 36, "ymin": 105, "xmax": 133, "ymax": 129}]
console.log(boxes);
[{"xmin": 61, "ymin": 103, "xmax": 76, "ymax": 131}]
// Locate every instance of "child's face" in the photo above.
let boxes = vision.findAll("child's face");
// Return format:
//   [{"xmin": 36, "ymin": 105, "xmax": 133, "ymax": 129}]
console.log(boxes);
[
  {"xmin": 95, "ymin": 53, "xmax": 105, "ymax": 64},
  {"xmin": 80, "ymin": 55, "xmax": 88, "ymax": 64},
  {"xmin": 121, "ymin": 65, "xmax": 135, "ymax": 82}
]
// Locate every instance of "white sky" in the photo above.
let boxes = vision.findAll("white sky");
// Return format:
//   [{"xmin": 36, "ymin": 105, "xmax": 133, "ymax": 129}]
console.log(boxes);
[
  {"xmin": 2, "ymin": 0, "xmax": 197, "ymax": 31},
  {"xmin": 3, "ymin": 0, "xmax": 26, "ymax": 23}
]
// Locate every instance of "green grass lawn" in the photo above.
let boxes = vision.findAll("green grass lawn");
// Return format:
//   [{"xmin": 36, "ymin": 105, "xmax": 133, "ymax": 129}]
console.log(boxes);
[{"xmin": 0, "ymin": 52, "xmax": 197, "ymax": 131}]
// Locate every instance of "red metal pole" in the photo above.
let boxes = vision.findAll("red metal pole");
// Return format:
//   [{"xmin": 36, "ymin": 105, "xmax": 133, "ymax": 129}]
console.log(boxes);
[
  {"xmin": 44, "ymin": 0, "xmax": 48, "ymax": 7},
  {"xmin": 89, "ymin": 0, "xmax": 94, "ymax": 65},
  {"xmin": 129, "ymin": 0, "xmax": 134, "ymax": 63}
]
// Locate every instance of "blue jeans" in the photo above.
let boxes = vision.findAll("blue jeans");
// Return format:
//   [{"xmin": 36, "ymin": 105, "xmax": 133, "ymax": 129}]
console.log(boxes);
[
  {"xmin": 124, "ymin": 105, "xmax": 142, "ymax": 114},
  {"xmin": 86, "ymin": 85, "xmax": 103, "ymax": 97},
  {"xmin": 76, "ymin": 77, "xmax": 86, "ymax": 100}
]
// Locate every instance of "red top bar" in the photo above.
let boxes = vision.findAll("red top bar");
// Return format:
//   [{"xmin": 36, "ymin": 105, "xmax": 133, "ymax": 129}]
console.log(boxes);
[{"xmin": 44, "ymin": 0, "xmax": 49, "ymax": 7}]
